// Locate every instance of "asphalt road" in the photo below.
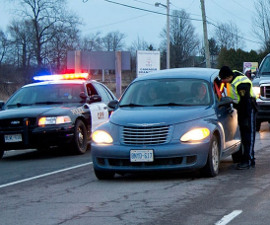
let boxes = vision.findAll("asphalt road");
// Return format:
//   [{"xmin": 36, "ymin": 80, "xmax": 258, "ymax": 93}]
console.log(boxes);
[{"xmin": 1, "ymin": 123, "xmax": 270, "ymax": 225}]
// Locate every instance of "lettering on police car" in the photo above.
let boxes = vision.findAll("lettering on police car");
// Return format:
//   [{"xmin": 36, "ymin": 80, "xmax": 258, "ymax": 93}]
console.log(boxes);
[
  {"xmin": 97, "ymin": 112, "xmax": 105, "ymax": 119},
  {"xmin": 71, "ymin": 107, "xmax": 84, "ymax": 115}
]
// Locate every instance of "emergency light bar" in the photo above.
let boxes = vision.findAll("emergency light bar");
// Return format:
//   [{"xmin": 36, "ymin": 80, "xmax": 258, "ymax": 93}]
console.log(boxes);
[{"xmin": 33, "ymin": 73, "xmax": 89, "ymax": 81}]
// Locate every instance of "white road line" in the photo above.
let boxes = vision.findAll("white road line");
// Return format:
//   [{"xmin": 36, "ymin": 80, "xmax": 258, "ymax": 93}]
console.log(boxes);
[
  {"xmin": 215, "ymin": 210, "xmax": 243, "ymax": 225},
  {"xmin": 0, "ymin": 162, "xmax": 93, "ymax": 189}
]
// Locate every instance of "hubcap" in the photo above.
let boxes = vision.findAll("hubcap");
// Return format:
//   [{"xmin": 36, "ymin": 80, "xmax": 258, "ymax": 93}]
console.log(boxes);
[
  {"xmin": 212, "ymin": 140, "xmax": 219, "ymax": 172},
  {"xmin": 78, "ymin": 127, "xmax": 84, "ymax": 147}
]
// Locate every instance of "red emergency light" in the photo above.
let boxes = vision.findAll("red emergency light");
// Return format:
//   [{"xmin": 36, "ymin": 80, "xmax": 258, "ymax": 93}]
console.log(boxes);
[{"xmin": 33, "ymin": 73, "xmax": 89, "ymax": 81}]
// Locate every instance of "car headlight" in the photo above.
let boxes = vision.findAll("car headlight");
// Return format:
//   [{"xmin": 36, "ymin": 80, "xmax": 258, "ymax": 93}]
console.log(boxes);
[
  {"xmin": 38, "ymin": 116, "xmax": 71, "ymax": 126},
  {"xmin": 92, "ymin": 130, "xmax": 113, "ymax": 144},
  {"xmin": 180, "ymin": 128, "xmax": 210, "ymax": 142},
  {"xmin": 252, "ymin": 86, "xmax": 260, "ymax": 98}
]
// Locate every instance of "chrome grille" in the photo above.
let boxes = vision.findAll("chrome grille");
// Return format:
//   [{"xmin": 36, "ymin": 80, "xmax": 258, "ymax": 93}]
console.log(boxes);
[
  {"xmin": 260, "ymin": 84, "xmax": 270, "ymax": 98},
  {"xmin": 122, "ymin": 125, "xmax": 170, "ymax": 145}
]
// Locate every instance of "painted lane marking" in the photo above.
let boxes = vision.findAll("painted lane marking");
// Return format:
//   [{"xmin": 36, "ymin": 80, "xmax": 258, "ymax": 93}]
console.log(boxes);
[
  {"xmin": 215, "ymin": 210, "xmax": 243, "ymax": 225},
  {"xmin": 0, "ymin": 162, "xmax": 93, "ymax": 189}
]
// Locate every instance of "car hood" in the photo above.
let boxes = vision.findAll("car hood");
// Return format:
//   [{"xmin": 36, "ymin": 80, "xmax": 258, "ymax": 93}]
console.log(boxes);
[
  {"xmin": 253, "ymin": 76, "xmax": 270, "ymax": 86},
  {"xmin": 110, "ymin": 106, "xmax": 214, "ymax": 126},
  {"xmin": 0, "ymin": 105, "xmax": 75, "ymax": 119}
]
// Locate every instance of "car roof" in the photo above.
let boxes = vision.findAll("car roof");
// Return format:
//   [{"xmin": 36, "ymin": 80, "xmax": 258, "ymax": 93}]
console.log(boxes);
[
  {"xmin": 21, "ymin": 79, "xmax": 98, "ymax": 88},
  {"xmin": 134, "ymin": 67, "xmax": 219, "ymax": 82}
]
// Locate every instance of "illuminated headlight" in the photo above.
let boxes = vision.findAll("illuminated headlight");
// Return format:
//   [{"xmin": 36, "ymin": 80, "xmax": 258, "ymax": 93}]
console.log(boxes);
[
  {"xmin": 92, "ymin": 130, "xmax": 113, "ymax": 144},
  {"xmin": 38, "ymin": 116, "xmax": 71, "ymax": 126},
  {"xmin": 252, "ymin": 86, "xmax": 260, "ymax": 98},
  {"xmin": 180, "ymin": 128, "xmax": 210, "ymax": 142}
]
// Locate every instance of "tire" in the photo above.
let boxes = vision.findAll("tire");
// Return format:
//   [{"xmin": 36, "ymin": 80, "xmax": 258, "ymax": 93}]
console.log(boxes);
[
  {"xmin": 201, "ymin": 135, "xmax": 220, "ymax": 177},
  {"xmin": 0, "ymin": 149, "xmax": 4, "ymax": 160},
  {"xmin": 72, "ymin": 120, "xmax": 88, "ymax": 154},
  {"xmin": 94, "ymin": 169, "xmax": 115, "ymax": 180},
  {"xmin": 232, "ymin": 145, "xmax": 242, "ymax": 163},
  {"xmin": 256, "ymin": 120, "xmax": 261, "ymax": 132}
]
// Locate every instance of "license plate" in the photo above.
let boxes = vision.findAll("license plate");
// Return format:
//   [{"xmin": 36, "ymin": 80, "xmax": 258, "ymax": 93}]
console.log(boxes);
[
  {"xmin": 4, "ymin": 134, "xmax": 22, "ymax": 143},
  {"xmin": 130, "ymin": 150, "xmax": 154, "ymax": 162}
]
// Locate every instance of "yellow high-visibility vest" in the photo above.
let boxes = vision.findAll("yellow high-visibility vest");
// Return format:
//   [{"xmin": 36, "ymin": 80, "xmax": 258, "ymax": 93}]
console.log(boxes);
[{"xmin": 226, "ymin": 70, "xmax": 256, "ymax": 103}]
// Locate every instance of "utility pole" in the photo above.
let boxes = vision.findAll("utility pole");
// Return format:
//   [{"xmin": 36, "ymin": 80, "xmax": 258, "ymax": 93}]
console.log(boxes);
[
  {"xmin": 166, "ymin": 0, "xmax": 170, "ymax": 69},
  {"xmin": 155, "ymin": 1, "xmax": 170, "ymax": 69},
  {"xmin": 200, "ymin": 0, "xmax": 211, "ymax": 68}
]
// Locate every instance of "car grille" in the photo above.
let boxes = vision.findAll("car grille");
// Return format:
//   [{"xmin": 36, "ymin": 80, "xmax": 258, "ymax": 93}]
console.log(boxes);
[
  {"xmin": 96, "ymin": 155, "xmax": 197, "ymax": 167},
  {"xmin": 122, "ymin": 125, "xmax": 170, "ymax": 145},
  {"xmin": 260, "ymin": 84, "xmax": 270, "ymax": 99},
  {"xmin": 0, "ymin": 118, "xmax": 36, "ymax": 131}
]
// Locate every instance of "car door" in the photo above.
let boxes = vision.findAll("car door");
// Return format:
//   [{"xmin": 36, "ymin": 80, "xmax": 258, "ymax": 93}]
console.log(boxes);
[
  {"xmin": 85, "ymin": 83, "xmax": 109, "ymax": 131},
  {"xmin": 213, "ymin": 77, "xmax": 241, "ymax": 149}
]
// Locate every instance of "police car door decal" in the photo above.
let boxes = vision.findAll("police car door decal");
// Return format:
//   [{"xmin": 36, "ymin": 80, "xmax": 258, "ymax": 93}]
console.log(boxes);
[{"xmin": 86, "ymin": 102, "xmax": 109, "ymax": 131}]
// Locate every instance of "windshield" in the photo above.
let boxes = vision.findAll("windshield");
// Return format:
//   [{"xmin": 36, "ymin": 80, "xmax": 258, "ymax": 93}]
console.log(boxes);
[
  {"xmin": 5, "ymin": 84, "xmax": 85, "ymax": 108},
  {"xmin": 119, "ymin": 78, "xmax": 211, "ymax": 107},
  {"xmin": 259, "ymin": 56, "xmax": 270, "ymax": 75}
]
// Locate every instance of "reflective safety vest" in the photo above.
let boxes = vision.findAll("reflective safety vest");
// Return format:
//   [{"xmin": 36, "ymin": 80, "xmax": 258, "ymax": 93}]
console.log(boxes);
[{"xmin": 226, "ymin": 70, "xmax": 256, "ymax": 104}]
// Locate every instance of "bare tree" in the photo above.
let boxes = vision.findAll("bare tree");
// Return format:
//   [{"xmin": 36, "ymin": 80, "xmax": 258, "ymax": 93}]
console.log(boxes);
[
  {"xmin": 102, "ymin": 31, "xmax": 126, "ymax": 51},
  {"xmin": 214, "ymin": 21, "xmax": 244, "ymax": 50},
  {"xmin": 0, "ymin": 29, "xmax": 9, "ymax": 67},
  {"xmin": 80, "ymin": 32, "xmax": 103, "ymax": 51},
  {"xmin": 45, "ymin": 16, "xmax": 81, "ymax": 72},
  {"xmin": 253, "ymin": 0, "xmax": 270, "ymax": 51},
  {"xmin": 161, "ymin": 9, "xmax": 199, "ymax": 68},
  {"xmin": 12, "ymin": 0, "xmax": 80, "ymax": 68},
  {"xmin": 8, "ymin": 20, "xmax": 34, "ymax": 68}
]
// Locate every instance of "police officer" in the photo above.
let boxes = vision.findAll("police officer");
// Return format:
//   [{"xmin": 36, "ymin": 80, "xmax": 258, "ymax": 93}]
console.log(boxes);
[{"xmin": 219, "ymin": 66, "xmax": 257, "ymax": 170}]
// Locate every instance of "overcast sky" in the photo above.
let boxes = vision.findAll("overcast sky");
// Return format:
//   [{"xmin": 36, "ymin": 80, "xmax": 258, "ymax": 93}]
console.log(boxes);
[{"xmin": 0, "ymin": 0, "xmax": 260, "ymax": 51}]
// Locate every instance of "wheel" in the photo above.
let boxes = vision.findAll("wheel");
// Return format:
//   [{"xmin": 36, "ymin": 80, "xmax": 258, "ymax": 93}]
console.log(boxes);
[
  {"xmin": 201, "ymin": 135, "xmax": 220, "ymax": 177},
  {"xmin": 256, "ymin": 120, "xmax": 261, "ymax": 131},
  {"xmin": 0, "ymin": 149, "xmax": 4, "ymax": 159},
  {"xmin": 232, "ymin": 145, "xmax": 243, "ymax": 163},
  {"xmin": 94, "ymin": 169, "xmax": 115, "ymax": 180},
  {"xmin": 72, "ymin": 120, "xmax": 88, "ymax": 154}
]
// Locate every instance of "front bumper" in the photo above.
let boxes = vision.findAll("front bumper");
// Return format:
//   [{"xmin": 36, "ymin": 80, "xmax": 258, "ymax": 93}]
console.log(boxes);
[
  {"xmin": 91, "ymin": 141, "xmax": 210, "ymax": 173},
  {"xmin": 256, "ymin": 98, "xmax": 270, "ymax": 121},
  {"xmin": 0, "ymin": 124, "xmax": 75, "ymax": 151}
]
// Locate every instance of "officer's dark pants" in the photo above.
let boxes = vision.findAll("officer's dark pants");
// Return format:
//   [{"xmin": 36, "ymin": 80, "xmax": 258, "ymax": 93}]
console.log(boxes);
[{"xmin": 239, "ymin": 108, "xmax": 256, "ymax": 164}]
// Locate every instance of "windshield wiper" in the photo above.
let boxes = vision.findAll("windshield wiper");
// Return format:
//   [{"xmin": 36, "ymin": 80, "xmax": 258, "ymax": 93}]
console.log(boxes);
[
  {"xmin": 153, "ymin": 103, "xmax": 190, "ymax": 106},
  {"xmin": 262, "ymin": 72, "xmax": 270, "ymax": 75},
  {"xmin": 7, "ymin": 103, "xmax": 33, "ymax": 108},
  {"xmin": 34, "ymin": 101, "xmax": 64, "ymax": 105},
  {"xmin": 119, "ymin": 103, "xmax": 144, "ymax": 107}
]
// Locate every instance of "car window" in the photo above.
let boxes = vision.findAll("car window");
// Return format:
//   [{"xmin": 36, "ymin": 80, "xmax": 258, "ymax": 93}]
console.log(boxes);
[
  {"xmin": 5, "ymin": 84, "xmax": 84, "ymax": 108},
  {"xmin": 120, "ymin": 78, "xmax": 211, "ymax": 106},
  {"xmin": 86, "ymin": 83, "xmax": 98, "ymax": 97},
  {"xmin": 94, "ymin": 83, "xmax": 114, "ymax": 104},
  {"xmin": 260, "ymin": 56, "xmax": 270, "ymax": 74}
]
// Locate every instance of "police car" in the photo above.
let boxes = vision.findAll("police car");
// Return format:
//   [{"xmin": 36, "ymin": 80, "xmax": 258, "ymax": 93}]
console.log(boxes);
[{"xmin": 0, "ymin": 73, "xmax": 117, "ymax": 159}]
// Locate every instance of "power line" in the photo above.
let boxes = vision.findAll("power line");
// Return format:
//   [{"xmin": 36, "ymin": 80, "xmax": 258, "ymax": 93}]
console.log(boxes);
[
  {"xmin": 104, "ymin": 0, "xmax": 203, "ymax": 22},
  {"xmin": 212, "ymin": 0, "xmax": 250, "ymax": 24},
  {"xmin": 91, "ymin": 0, "xmax": 260, "ymax": 46}
]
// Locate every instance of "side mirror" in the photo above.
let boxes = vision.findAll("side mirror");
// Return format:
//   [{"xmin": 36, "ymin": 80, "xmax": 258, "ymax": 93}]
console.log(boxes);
[
  {"xmin": 89, "ymin": 95, "xmax": 102, "ymax": 103},
  {"xmin": 79, "ymin": 92, "xmax": 87, "ymax": 99},
  {"xmin": 108, "ymin": 100, "xmax": 119, "ymax": 110},
  {"xmin": 218, "ymin": 97, "xmax": 233, "ymax": 108},
  {"xmin": 0, "ymin": 101, "xmax": 4, "ymax": 110}
]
